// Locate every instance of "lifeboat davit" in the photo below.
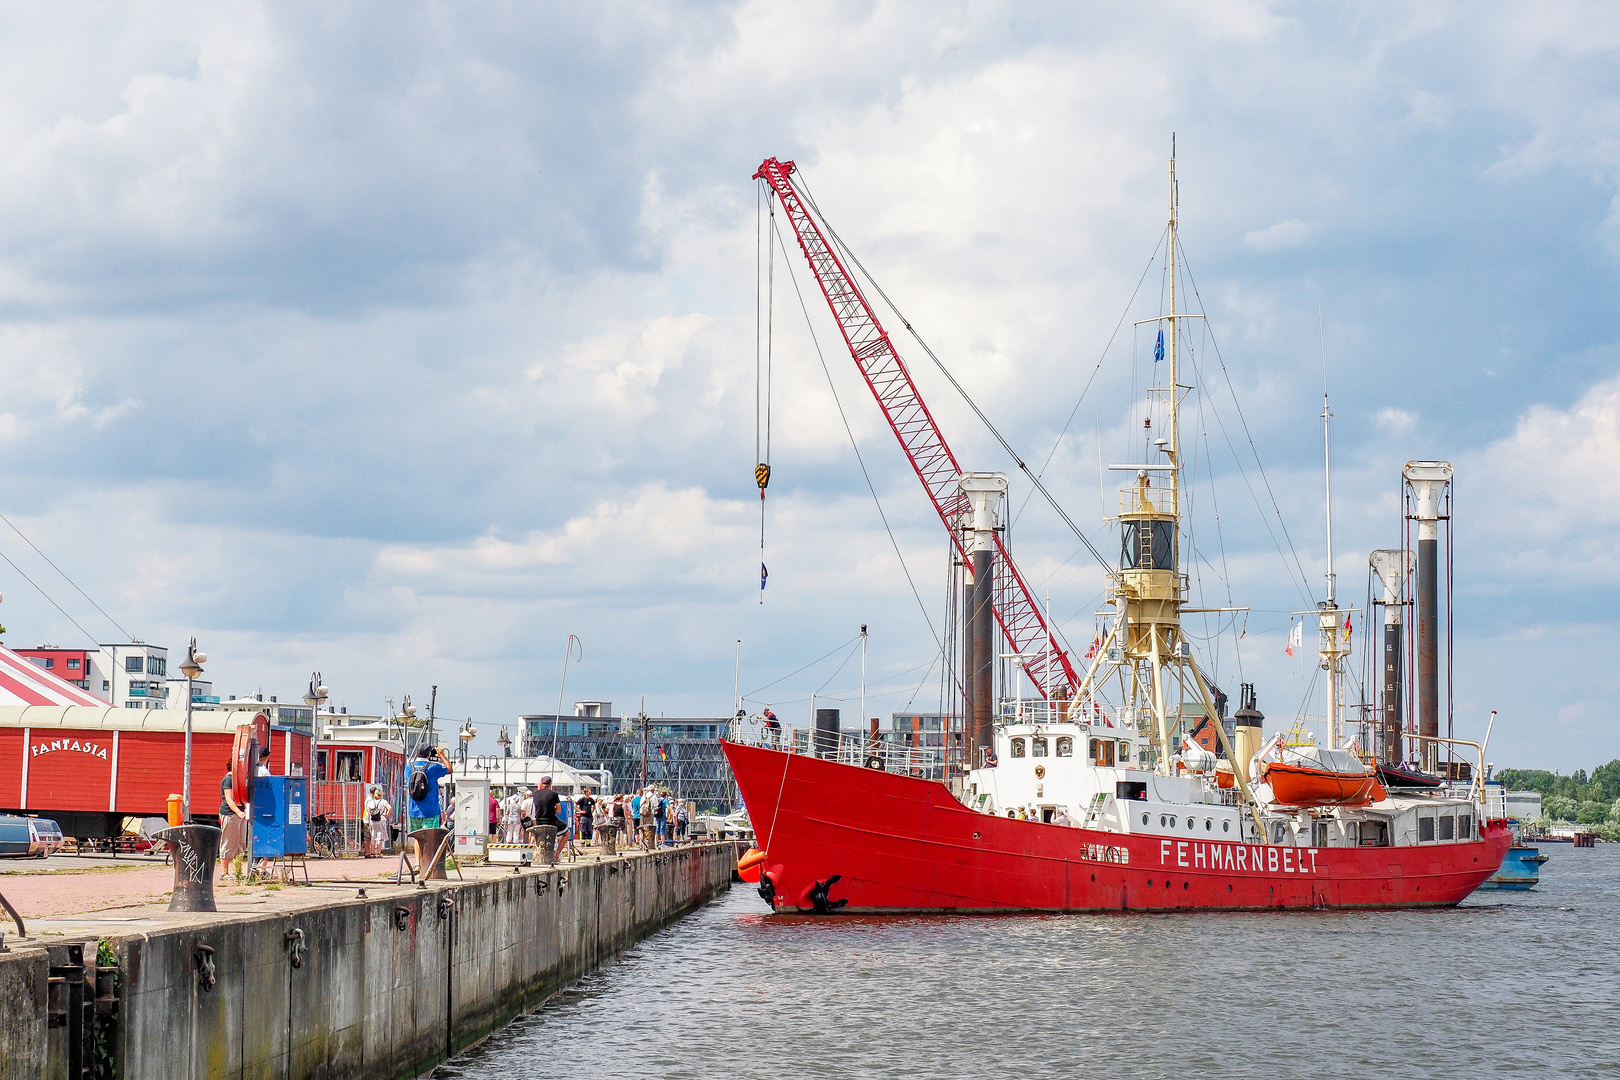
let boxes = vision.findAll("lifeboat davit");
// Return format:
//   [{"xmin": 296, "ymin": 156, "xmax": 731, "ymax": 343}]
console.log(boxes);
[{"xmin": 1257, "ymin": 743, "xmax": 1386, "ymax": 807}]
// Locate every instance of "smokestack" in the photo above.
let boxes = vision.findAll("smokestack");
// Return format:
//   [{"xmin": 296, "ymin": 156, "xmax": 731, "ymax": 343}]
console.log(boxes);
[
  {"xmin": 961, "ymin": 558, "xmax": 974, "ymax": 758},
  {"xmin": 1369, "ymin": 550, "xmax": 1413, "ymax": 765},
  {"xmin": 1403, "ymin": 462, "xmax": 1451, "ymax": 774},
  {"xmin": 960, "ymin": 473, "xmax": 1008, "ymax": 763}
]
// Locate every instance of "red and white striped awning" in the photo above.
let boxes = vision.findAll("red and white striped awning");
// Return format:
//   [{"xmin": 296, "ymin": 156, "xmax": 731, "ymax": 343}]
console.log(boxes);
[{"xmin": 0, "ymin": 645, "xmax": 114, "ymax": 707}]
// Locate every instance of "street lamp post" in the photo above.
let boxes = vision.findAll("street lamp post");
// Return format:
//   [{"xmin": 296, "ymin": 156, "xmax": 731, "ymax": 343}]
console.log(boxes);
[
  {"xmin": 496, "ymin": 726, "xmax": 511, "ymax": 797},
  {"xmin": 164, "ymin": 637, "xmax": 220, "ymax": 912},
  {"xmin": 180, "ymin": 638, "xmax": 207, "ymax": 818},
  {"xmin": 303, "ymin": 672, "xmax": 329, "ymax": 781},
  {"xmin": 458, "ymin": 718, "xmax": 477, "ymax": 768}
]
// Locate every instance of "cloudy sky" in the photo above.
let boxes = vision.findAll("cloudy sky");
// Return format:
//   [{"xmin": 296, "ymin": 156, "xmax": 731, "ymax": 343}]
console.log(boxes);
[{"xmin": 0, "ymin": 2, "xmax": 1616, "ymax": 769}]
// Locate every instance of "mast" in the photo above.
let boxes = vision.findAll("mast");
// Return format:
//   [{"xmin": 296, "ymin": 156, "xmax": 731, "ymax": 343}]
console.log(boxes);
[
  {"xmin": 1318, "ymin": 356, "xmax": 1347, "ymax": 749},
  {"xmin": 1079, "ymin": 138, "xmax": 1269, "ymax": 841}
]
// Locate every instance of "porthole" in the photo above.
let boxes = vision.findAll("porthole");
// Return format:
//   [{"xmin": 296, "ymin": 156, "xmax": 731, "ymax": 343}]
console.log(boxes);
[
  {"xmin": 1169, "ymin": 816, "xmax": 1178, "ymax": 828},
  {"xmin": 1187, "ymin": 818, "xmax": 1196, "ymax": 831},
  {"xmin": 1142, "ymin": 813, "xmax": 1150, "ymax": 825},
  {"xmin": 1159, "ymin": 815, "xmax": 1167, "ymax": 827},
  {"xmin": 1090, "ymin": 874, "xmax": 1096, "ymax": 882},
  {"xmin": 1183, "ymin": 882, "xmax": 1189, "ymax": 890},
  {"xmin": 1222, "ymin": 820, "xmax": 1231, "ymax": 833},
  {"xmin": 1204, "ymin": 819, "xmax": 1212, "ymax": 831}
]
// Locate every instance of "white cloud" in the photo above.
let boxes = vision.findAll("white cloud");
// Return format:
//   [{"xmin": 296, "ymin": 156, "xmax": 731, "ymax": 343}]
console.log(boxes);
[
  {"xmin": 1374, "ymin": 407, "xmax": 1417, "ymax": 434},
  {"xmin": 1242, "ymin": 219, "xmax": 1315, "ymax": 252},
  {"xmin": 0, "ymin": 4, "xmax": 1617, "ymax": 767}
]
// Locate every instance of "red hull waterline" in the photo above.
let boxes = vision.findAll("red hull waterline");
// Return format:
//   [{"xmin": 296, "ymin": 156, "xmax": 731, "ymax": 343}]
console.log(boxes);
[{"xmin": 724, "ymin": 741, "xmax": 1511, "ymax": 914}]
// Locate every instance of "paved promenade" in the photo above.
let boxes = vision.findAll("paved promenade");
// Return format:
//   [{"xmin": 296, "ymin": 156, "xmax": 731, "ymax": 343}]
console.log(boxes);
[{"xmin": 0, "ymin": 845, "xmax": 659, "ymax": 923}]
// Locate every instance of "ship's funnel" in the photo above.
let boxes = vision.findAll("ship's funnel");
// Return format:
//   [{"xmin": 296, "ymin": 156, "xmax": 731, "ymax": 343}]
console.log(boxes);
[
  {"xmin": 960, "ymin": 473, "xmax": 1007, "ymax": 761},
  {"xmin": 1370, "ymin": 549, "xmax": 1415, "ymax": 765},
  {"xmin": 1403, "ymin": 461, "xmax": 1451, "ymax": 772},
  {"xmin": 1232, "ymin": 683, "xmax": 1264, "ymax": 771}
]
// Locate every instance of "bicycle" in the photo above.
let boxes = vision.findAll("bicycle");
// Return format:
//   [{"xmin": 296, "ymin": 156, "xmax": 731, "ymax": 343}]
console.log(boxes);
[{"xmin": 309, "ymin": 816, "xmax": 344, "ymax": 858}]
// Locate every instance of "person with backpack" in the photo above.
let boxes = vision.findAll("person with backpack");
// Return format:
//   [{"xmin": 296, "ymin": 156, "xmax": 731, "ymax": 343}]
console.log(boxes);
[
  {"xmin": 407, "ymin": 744, "xmax": 453, "ymax": 830},
  {"xmin": 675, "ymin": 800, "xmax": 689, "ymax": 843},
  {"xmin": 653, "ymin": 791, "xmax": 669, "ymax": 846}
]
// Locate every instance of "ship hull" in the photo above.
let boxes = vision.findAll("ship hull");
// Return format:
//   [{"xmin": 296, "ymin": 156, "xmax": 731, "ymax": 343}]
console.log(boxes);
[{"xmin": 725, "ymin": 740, "xmax": 1511, "ymax": 914}]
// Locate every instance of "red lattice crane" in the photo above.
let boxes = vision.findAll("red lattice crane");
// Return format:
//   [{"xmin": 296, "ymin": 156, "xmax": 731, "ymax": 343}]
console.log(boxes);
[{"xmin": 754, "ymin": 157, "xmax": 1080, "ymax": 698}]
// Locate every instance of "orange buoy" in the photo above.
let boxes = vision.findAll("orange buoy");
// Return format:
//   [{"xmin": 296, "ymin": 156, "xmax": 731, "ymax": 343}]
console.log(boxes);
[{"xmin": 737, "ymin": 846, "xmax": 766, "ymax": 882}]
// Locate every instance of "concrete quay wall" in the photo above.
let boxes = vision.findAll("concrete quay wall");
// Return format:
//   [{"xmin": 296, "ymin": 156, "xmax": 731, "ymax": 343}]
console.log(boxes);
[{"xmin": 1, "ymin": 843, "xmax": 735, "ymax": 1080}]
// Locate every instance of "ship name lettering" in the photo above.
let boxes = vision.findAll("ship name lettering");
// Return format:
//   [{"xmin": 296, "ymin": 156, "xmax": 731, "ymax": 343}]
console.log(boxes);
[
  {"xmin": 1194, "ymin": 844, "xmax": 1206, "ymax": 869},
  {"xmin": 1082, "ymin": 842, "xmax": 1128, "ymax": 865},
  {"xmin": 1268, "ymin": 847, "xmax": 1279, "ymax": 873},
  {"xmin": 1235, "ymin": 846, "xmax": 1247, "ymax": 871},
  {"xmin": 1177, "ymin": 841, "xmax": 1188, "ymax": 867},
  {"xmin": 1284, "ymin": 847, "xmax": 1294, "ymax": 873}
]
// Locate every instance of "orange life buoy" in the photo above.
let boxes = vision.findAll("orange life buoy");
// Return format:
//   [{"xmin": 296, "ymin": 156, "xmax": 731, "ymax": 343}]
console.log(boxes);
[{"xmin": 737, "ymin": 846, "xmax": 767, "ymax": 881}]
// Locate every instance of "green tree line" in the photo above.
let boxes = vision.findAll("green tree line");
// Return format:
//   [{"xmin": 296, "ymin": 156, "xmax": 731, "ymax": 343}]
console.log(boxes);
[{"xmin": 1497, "ymin": 760, "xmax": 1620, "ymax": 831}]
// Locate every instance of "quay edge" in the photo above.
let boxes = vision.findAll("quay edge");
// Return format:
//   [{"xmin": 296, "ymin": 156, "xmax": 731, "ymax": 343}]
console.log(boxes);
[{"xmin": 0, "ymin": 842, "xmax": 738, "ymax": 1080}]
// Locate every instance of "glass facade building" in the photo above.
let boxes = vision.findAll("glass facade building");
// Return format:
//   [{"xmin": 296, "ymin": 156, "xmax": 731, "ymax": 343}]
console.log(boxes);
[{"xmin": 521, "ymin": 714, "xmax": 737, "ymax": 811}]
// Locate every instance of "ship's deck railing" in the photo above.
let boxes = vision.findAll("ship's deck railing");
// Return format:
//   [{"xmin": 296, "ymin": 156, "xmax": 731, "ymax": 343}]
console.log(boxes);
[
  {"xmin": 735, "ymin": 726, "xmax": 946, "ymax": 775},
  {"xmin": 997, "ymin": 700, "xmax": 1123, "ymax": 727}
]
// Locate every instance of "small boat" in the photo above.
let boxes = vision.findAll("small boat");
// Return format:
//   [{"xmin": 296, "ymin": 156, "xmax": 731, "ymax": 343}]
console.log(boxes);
[
  {"xmin": 1257, "ymin": 740, "xmax": 1385, "ymax": 808},
  {"xmin": 1482, "ymin": 845, "xmax": 1548, "ymax": 889},
  {"xmin": 1377, "ymin": 762, "xmax": 1444, "ymax": 790}
]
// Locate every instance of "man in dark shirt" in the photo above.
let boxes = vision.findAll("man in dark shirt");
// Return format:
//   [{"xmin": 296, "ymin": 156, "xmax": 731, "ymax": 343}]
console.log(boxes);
[
  {"xmin": 575, "ymin": 788, "xmax": 595, "ymax": 844},
  {"xmin": 531, "ymin": 776, "xmax": 567, "ymax": 862}
]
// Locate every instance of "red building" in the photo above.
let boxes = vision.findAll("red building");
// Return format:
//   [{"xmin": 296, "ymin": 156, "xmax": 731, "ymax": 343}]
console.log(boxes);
[{"xmin": 0, "ymin": 644, "xmax": 401, "ymax": 838}]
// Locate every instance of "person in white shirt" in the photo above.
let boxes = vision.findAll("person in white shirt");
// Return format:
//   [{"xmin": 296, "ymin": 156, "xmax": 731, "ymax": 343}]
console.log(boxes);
[{"xmin": 364, "ymin": 787, "xmax": 392, "ymax": 857}]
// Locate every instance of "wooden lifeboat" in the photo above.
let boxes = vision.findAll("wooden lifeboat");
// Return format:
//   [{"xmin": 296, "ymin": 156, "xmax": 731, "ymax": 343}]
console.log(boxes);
[{"xmin": 1259, "ymin": 744, "xmax": 1386, "ymax": 808}]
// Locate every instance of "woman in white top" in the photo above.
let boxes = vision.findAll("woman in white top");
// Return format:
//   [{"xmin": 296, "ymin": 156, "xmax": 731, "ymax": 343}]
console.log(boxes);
[{"xmin": 364, "ymin": 787, "xmax": 392, "ymax": 857}]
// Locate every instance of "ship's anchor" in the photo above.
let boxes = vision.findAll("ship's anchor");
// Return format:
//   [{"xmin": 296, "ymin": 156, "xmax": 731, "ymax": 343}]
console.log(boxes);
[
  {"xmin": 757, "ymin": 872, "xmax": 776, "ymax": 907},
  {"xmin": 807, "ymin": 875, "xmax": 848, "ymax": 915}
]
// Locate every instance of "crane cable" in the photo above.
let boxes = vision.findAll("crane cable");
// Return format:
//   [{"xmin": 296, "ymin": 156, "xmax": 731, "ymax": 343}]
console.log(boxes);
[
  {"xmin": 794, "ymin": 171, "xmax": 1112, "ymax": 576},
  {"xmin": 770, "ymin": 212, "xmax": 948, "ymax": 665},
  {"xmin": 755, "ymin": 183, "xmax": 774, "ymax": 601}
]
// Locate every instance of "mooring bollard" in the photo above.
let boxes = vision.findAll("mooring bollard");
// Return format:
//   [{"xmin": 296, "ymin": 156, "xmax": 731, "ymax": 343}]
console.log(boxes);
[
  {"xmin": 535, "ymin": 825, "xmax": 558, "ymax": 866},
  {"xmin": 601, "ymin": 821, "xmax": 617, "ymax": 856},
  {"xmin": 158, "ymin": 824, "xmax": 222, "ymax": 912},
  {"xmin": 409, "ymin": 827, "xmax": 451, "ymax": 881}
]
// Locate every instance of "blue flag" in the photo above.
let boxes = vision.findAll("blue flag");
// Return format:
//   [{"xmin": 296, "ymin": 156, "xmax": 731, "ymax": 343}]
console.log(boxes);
[
  {"xmin": 1154, "ymin": 329, "xmax": 1164, "ymax": 363},
  {"xmin": 761, "ymin": 563, "xmax": 768, "ymax": 590}
]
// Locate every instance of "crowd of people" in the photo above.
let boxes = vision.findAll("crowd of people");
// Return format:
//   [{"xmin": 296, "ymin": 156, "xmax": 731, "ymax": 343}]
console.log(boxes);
[
  {"xmin": 212, "ymin": 738, "xmax": 698, "ymax": 878},
  {"xmin": 492, "ymin": 780, "xmax": 691, "ymax": 854}
]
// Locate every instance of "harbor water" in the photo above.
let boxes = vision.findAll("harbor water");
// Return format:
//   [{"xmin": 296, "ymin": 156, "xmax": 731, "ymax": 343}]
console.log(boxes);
[{"xmin": 433, "ymin": 844, "xmax": 1619, "ymax": 1079}]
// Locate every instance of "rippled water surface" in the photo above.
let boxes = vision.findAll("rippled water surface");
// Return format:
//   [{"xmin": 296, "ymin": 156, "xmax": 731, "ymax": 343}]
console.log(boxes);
[{"xmin": 433, "ymin": 844, "xmax": 1618, "ymax": 1079}]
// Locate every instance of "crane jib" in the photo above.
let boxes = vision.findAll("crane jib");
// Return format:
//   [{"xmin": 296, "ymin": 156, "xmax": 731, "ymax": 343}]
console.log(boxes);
[{"xmin": 753, "ymin": 156, "xmax": 1081, "ymax": 698}]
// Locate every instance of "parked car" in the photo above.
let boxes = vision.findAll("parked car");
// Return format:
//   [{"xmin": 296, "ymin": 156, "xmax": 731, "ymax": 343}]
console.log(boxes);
[{"xmin": 0, "ymin": 815, "xmax": 66, "ymax": 857}]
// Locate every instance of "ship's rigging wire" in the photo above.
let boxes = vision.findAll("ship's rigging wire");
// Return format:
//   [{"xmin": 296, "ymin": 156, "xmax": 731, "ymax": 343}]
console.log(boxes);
[
  {"xmin": 814, "ymin": 637, "xmax": 862, "ymax": 696},
  {"xmin": 794, "ymin": 169, "xmax": 1112, "ymax": 579},
  {"xmin": 769, "ymin": 213, "xmax": 953, "ymax": 679},
  {"xmin": 744, "ymin": 633, "xmax": 861, "ymax": 700},
  {"xmin": 0, "ymin": 512, "xmax": 133, "ymax": 641},
  {"xmin": 1174, "ymin": 237, "xmax": 1314, "ymax": 603},
  {"xmin": 0, "ymin": 543, "xmax": 99, "ymax": 646},
  {"xmin": 1009, "ymin": 229, "xmax": 1169, "ymax": 530}
]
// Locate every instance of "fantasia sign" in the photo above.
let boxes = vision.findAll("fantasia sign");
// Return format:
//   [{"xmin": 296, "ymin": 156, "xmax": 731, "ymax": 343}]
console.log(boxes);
[{"xmin": 30, "ymin": 737, "xmax": 110, "ymax": 761}]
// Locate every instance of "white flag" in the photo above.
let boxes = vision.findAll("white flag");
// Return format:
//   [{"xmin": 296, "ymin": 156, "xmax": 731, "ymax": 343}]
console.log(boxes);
[{"xmin": 1286, "ymin": 621, "xmax": 1302, "ymax": 657}]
